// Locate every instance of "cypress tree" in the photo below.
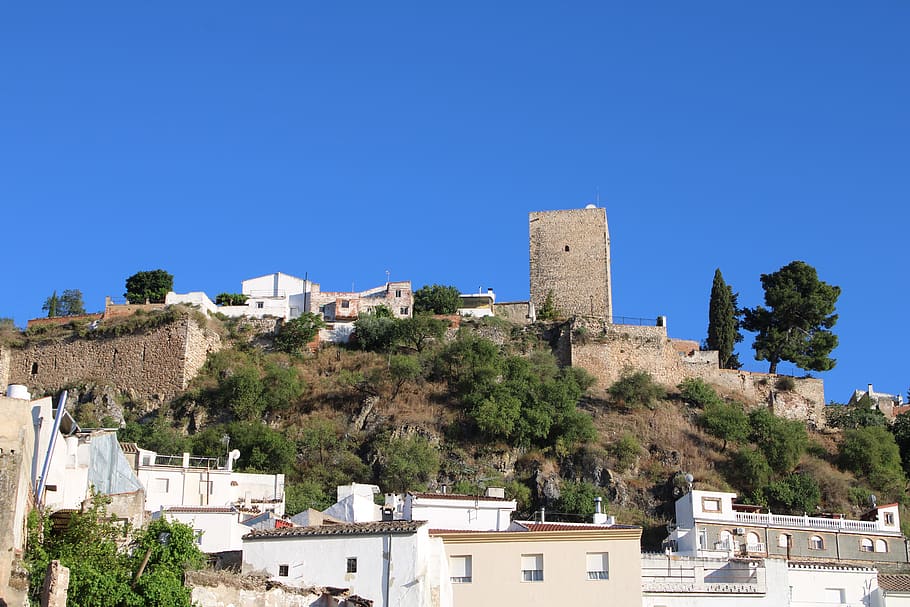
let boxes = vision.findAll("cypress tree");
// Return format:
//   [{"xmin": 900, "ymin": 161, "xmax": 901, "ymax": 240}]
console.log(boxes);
[{"xmin": 706, "ymin": 269, "xmax": 742, "ymax": 369}]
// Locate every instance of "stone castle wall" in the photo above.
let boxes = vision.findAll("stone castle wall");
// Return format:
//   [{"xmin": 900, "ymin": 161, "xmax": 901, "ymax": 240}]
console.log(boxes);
[
  {"xmin": 529, "ymin": 208, "xmax": 612, "ymax": 321},
  {"xmin": 0, "ymin": 347, "xmax": 10, "ymax": 394},
  {"xmin": 4, "ymin": 317, "xmax": 221, "ymax": 404},
  {"xmin": 569, "ymin": 319, "xmax": 826, "ymax": 427}
]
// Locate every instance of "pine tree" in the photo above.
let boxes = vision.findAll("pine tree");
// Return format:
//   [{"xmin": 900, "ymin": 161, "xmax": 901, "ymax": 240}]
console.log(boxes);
[{"xmin": 706, "ymin": 269, "xmax": 742, "ymax": 369}]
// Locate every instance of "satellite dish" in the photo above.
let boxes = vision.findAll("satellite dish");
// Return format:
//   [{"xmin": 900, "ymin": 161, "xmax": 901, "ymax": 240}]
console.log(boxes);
[
  {"xmin": 230, "ymin": 449, "xmax": 241, "ymax": 461},
  {"xmin": 585, "ymin": 203, "xmax": 597, "ymax": 209},
  {"xmin": 684, "ymin": 473, "xmax": 694, "ymax": 484}
]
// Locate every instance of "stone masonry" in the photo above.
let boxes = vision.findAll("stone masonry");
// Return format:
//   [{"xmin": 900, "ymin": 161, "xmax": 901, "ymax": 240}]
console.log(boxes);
[
  {"xmin": 529, "ymin": 207, "xmax": 612, "ymax": 321},
  {"xmin": 568, "ymin": 318, "xmax": 826, "ymax": 427},
  {"xmin": 3, "ymin": 316, "xmax": 221, "ymax": 404}
]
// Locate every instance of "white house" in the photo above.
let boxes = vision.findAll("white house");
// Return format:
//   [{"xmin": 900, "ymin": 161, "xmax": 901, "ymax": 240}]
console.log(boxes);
[
  {"xmin": 153, "ymin": 506, "xmax": 251, "ymax": 554},
  {"xmin": 126, "ymin": 446, "xmax": 285, "ymax": 515},
  {"xmin": 386, "ymin": 488, "xmax": 517, "ymax": 532},
  {"xmin": 666, "ymin": 489, "xmax": 905, "ymax": 564},
  {"xmin": 320, "ymin": 483, "xmax": 383, "ymax": 523},
  {"xmin": 242, "ymin": 520, "xmax": 452, "ymax": 607},
  {"xmin": 789, "ymin": 561, "xmax": 880, "ymax": 607},
  {"xmin": 457, "ymin": 289, "xmax": 496, "ymax": 318}
]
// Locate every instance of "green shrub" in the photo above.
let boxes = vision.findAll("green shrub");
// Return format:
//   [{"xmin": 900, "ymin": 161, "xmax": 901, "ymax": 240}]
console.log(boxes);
[
  {"xmin": 748, "ymin": 408, "xmax": 808, "ymax": 474},
  {"xmin": 377, "ymin": 434, "xmax": 441, "ymax": 492},
  {"xmin": 607, "ymin": 371, "xmax": 666, "ymax": 410},
  {"xmin": 610, "ymin": 433, "xmax": 641, "ymax": 472},
  {"xmin": 677, "ymin": 378, "xmax": 722, "ymax": 408},
  {"xmin": 699, "ymin": 401, "xmax": 749, "ymax": 451},
  {"xmin": 554, "ymin": 480, "xmax": 608, "ymax": 519},
  {"xmin": 763, "ymin": 473, "xmax": 820, "ymax": 514},
  {"xmin": 839, "ymin": 426, "xmax": 907, "ymax": 500},
  {"xmin": 731, "ymin": 447, "xmax": 772, "ymax": 495}
]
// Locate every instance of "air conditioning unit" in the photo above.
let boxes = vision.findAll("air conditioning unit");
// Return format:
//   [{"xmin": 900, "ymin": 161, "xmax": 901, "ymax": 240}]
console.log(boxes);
[{"xmin": 734, "ymin": 527, "xmax": 746, "ymax": 535}]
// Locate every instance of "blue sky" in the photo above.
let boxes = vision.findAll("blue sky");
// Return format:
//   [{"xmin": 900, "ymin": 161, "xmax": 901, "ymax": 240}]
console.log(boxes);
[{"xmin": 2, "ymin": 3, "xmax": 907, "ymax": 404}]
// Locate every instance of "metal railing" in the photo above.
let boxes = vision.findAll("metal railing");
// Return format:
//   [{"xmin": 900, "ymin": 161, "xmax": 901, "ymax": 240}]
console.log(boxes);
[
  {"xmin": 611, "ymin": 315, "xmax": 662, "ymax": 327},
  {"xmin": 152, "ymin": 454, "xmax": 222, "ymax": 469},
  {"xmin": 735, "ymin": 512, "xmax": 879, "ymax": 532}
]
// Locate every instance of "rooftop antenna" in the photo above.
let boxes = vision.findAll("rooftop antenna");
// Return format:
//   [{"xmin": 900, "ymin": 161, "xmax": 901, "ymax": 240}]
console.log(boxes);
[{"xmin": 385, "ymin": 270, "xmax": 390, "ymax": 284}]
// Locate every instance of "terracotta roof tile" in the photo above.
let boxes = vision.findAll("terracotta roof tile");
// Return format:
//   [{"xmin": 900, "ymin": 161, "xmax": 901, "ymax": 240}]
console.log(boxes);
[
  {"xmin": 879, "ymin": 574, "xmax": 910, "ymax": 592},
  {"xmin": 164, "ymin": 506, "xmax": 236, "ymax": 514},
  {"xmin": 244, "ymin": 520, "xmax": 426, "ymax": 540}
]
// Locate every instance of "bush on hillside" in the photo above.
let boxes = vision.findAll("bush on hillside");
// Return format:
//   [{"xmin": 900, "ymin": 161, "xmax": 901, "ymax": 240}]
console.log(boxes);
[
  {"xmin": 839, "ymin": 426, "xmax": 907, "ymax": 500},
  {"xmin": 699, "ymin": 400, "xmax": 749, "ymax": 451},
  {"xmin": 678, "ymin": 378, "xmax": 723, "ymax": 408},
  {"xmin": 748, "ymin": 408, "xmax": 808, "ymax": 474},
  {"xmin": 607, "ymin": 370, "xmax": 665, "ymax": 410}
]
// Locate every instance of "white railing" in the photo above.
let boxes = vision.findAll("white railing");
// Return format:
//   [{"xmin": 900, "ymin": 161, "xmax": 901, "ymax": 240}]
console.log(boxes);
[
  {"xmin": 734, "ymin": 512, "xmax": 879, "ymax": 532},
  {"xmin": 745, "ymin": 542, "xmax": 766, "ymax": 553}
]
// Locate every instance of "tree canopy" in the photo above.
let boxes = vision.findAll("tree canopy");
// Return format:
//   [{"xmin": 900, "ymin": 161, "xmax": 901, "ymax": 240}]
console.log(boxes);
[
  {"xmin": 124, "ymin": 269, "xmax": 174, "ymax": 304},
  {"xmin": 413, "ymin": 284, "xmax": 461, "ymax": 315},
  {"xmin": 742, "ymin": 261, "xmax": 840, "ymax": 374},
  {"xmin": 273, "ymin": 313, "xmax": 326, "ymax": 355},
  {"xmin": 706, "ymin": 269, "xmax": 742, "ymax": 369}
]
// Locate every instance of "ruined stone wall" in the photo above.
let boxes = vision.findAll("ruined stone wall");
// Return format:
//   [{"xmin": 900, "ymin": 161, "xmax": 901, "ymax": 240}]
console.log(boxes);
[
  {"xmin": 7, "ymin": 317, "xmax": 221, "ymax": 404},
  {"xmin": 569, "ymin": 319, "xmax": 826, "ymax": 427},
  {"xmin": 529, "ymin": 207, "xmax": 612, "ymax": 321},
  {"xmin": 493, "ymin": 301, "xmax": 535, "ymax": 325},
  {"xmin": 186, "ymin": 570, "xmax": 365, "ymax": 607}
]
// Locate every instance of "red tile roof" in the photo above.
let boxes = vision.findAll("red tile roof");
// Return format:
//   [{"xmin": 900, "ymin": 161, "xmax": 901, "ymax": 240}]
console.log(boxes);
[
  {"xmin": 164, "ymin": 506, "xmax": 236, "ymax": 514},
  {"xmin": 244, "ymin": 520, "xmax": 426, "ymax": 540},
  {"xmin": 880, "ymin": 574, "xmax": 910, "ymax": 592}
]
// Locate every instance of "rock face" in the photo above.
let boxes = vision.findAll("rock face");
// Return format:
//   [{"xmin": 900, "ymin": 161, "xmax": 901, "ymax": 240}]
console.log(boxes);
[{"xmin": 2, "ymin": 316, "xmax": 221, "ymax": 404}]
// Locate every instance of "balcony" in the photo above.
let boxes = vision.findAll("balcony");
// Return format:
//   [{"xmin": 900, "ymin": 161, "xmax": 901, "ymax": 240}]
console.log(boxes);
[{"xmin": 733, "ymin": 511, "xmax": 881, "ymax": 533}]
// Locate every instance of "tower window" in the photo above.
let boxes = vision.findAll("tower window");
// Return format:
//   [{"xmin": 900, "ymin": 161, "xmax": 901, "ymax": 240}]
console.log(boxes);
[{"xmin": 564, "ymin": 245, "xmax": 570, "ymax": 252}]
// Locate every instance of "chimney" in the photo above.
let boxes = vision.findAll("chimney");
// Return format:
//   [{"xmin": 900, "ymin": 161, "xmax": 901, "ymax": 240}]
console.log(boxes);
[
  {"xmin": 182, "ymin": 452, "xmax": 190, "ymax": 468},
  {"xmin": 868, "ymin": 383, "xmax": 874, "ymax": 396},
  {"xmin": 593, "ymin": 497, "xmax": 609, "ymax": 525},
  {"xmin": 539, "ymin": 507, "xmax": 545, "ymax": 523}
]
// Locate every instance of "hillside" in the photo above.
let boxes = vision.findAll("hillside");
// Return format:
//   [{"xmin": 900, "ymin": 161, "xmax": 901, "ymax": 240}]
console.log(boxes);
[{"xmin": 9, "ymin": 310, "xmax": 909, "ymax": 550}]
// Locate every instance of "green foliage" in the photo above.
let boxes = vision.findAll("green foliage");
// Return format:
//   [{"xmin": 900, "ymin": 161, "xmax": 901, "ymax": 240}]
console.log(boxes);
[
  {"xmin": 891, "ymin": 411, "xmax": 910, "ymax": 474},
  {"xmin": 706, "ymin": 269, "xmax": 743, "ymax": 369},
  {"xmin": 397, "ymin": 314, "xmax": 448, "ymax": 352},
  {"xmin": 554, "ymin": 481, "xmax": 608, "ymax": 518},
  {"xmin": 413, "ymin": 284, "xmax": 461, "ymax": 315},
  {"xmin": 353, "ymin": 313, "xmax": 401, "ymax": 352},
  {"xmin": 226, "ymin": 421, "xmax": 296, "ymax": 473},
  {"xmin": 377, "ymin": 434, "xmax": 441, "ymax": 492},
  {"xmin": 825, "ymin": 397, "xmax": 887, "ymax": 430},
  {"xmin": 260, "ymin": 361, "xmax": 306, "ymax": 413},
  {"xmin": 436, "ymin": 336, "xmax": 595, "ymax": 450},
  {"xmin": 125, "ymin": 269, "xmax": 174, "ymax": 304},
  {"xmin": 763, "ymin": 473, "xmax": 821, "ymax": 514},
  {"xmin": 61, "ymin": 289, "xmax": 86, "ymax": 315},
  {"xmin": 274, "ymin": 313, "xmax": 326, "ymax": 355},
  {"xmin": 215, "ymin": 292, "xmax": 249, "ymax": 306},
  {"xmin": 223, "ymin": 366, "xmax": 265, "ymax": 420},
  {"xmin": 42, "ymin": 290, "xmax": 59, "ymax": 317},
  {"xmin": 119, "ymin": 416, "xmax": 189, "ymax": 455},
  {"xmin": 285, "ymin": 480, "xmax": 333, "ymax": 515},
  {"xmin": 537, "ymin": 290, "xmax": 561, "ymax": 321},
  {"xmin": 369, "ymin": 304, "xmax": 394, "ymax": 318},
  {"xmin": 699, "ymin": 400, "xmax": 749, "ymax": 451},
  {"xmin": 678, "ymin": 378, "xmax": 723, "ymax": 408},
  {"xmin": 389, "ymin": 354, "xmax": 423, "ymax": 400},
  {"xmin": 607, "ymin": 370, "xmax": 666, "ymax": 410},
  {"xmin": 742, "ymin": 260, "xmax": 840, "ymax": 374},
  {"xmin": 609, "ymin": 433, "xmax": 641, "ymax": 472},
  {"xmin": 26, "ymin": 494, "xmax": 203, "ymax": 607},
  {"xmin": 731, "ymin": 447, "xmax": 773, "ymax": 495},
  {"xmin": 839, "ymin": 426, "xmax": 907, "ymax": 499},
  {"xmin": 748, "ymin": 408, "xmax": 808, "ymax": 474}
]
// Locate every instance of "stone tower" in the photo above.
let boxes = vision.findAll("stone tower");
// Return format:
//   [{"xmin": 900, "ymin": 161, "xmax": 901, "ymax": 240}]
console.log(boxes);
[{"xmin": 529, "ymin": 206, "xmax": 612, "ymax": 321}]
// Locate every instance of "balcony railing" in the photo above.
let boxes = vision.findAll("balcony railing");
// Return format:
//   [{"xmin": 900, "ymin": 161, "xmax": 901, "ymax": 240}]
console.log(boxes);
[{"xmin": 734, "ymin": 512, "xmax": 880, "ymax": 533}]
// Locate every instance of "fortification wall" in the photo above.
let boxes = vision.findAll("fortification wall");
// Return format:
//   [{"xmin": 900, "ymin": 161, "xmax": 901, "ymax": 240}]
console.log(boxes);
[
  {"xmin": 529, "ymin": 208, "xmax": 612, "ymax": 320},
  {"xmin": 494, "ymin": 301, "xmax": 535, "ymax": 325},
  {"xmin": 569, "ymin": 319, "xmax": 826, "ymax": 427},
  {"xmin": 7, "ymin": 317, "xmax": 221, "ymax": 403},
  {"xmin": 0, "ymin": 347, "xmax": 10, "ymax": 393}
]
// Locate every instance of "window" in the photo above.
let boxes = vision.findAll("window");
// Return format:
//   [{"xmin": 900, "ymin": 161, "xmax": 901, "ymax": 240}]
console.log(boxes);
[
  {"xmin": 194, "ymin": 529, "xmax": 204, "ymax": 545},
  {"xmin": 449, "ymin": 555, "xmax": 472, "ymax": 583},
  {"xmin": 564, "ymin": 245, "xmax": 570, "ymax": 252},
  {"xmin": 400, "ymin": 307, "xmax": 409, "ymax": 315},
  {"xmin": 346, "ymin": 557, "xmax": 357, "ymax": 574},
  {"xmin": 876, "ymin": 539, "xmax": 888, "ymax": 553},
  {"xmin": 701, "ymin": 497, "xmax": 722, "ymax": 512},
  {"xmin": 586, "ymin": 552, "xmax": 609, "ymax": 580},
  {"xmin": 278, "ymin": 564, "xmax": 289, "ymax": 577},
  {"xmin": 151, "ymin": 478, "xmax": 169, "ymax": 493},
  {"xmin": 885, "ymin": 512, "xmax": 896, "ymax": 526},
  {"xmin": 521, "ymin": 554, "xmax": 543, "ymax": 582},
  {"xmin": 341, "ymin": 300, "xmax": 350, "ymax": 309},
  {"xmin": 395, "ymin": 289, "xmax": 402, "ymax": 297},
  {"xmin": 861, "ymin": 538, "xmax": 874, "ymax": 552},
  {"xmin": 199, "ymin": 480, "xmax": 213, "ymax": 495},
  {"xmin": 256, "ymin": 301, "xmax": 264, "ymax": 309},
  {"xmin": 746, "ymin": 532, "xmax": 762, "ymax": 551},
  {"xmin": 825, "ymin": 588, "xmax": 845, "ymax": 603},
  {"xmin": 778, "ymin": 534, "xmax": 791, "ymax": 548},
  {"xmin": 698, "ymin": 529, "xmax": 708, "ymax": 549},
  {"xmin": 809, "ymin": 535, "xmax": 824, "ymax": 550},
  {"xmin": 31, "ymin": 362, "xmax": 39, "ymax": 375}
]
